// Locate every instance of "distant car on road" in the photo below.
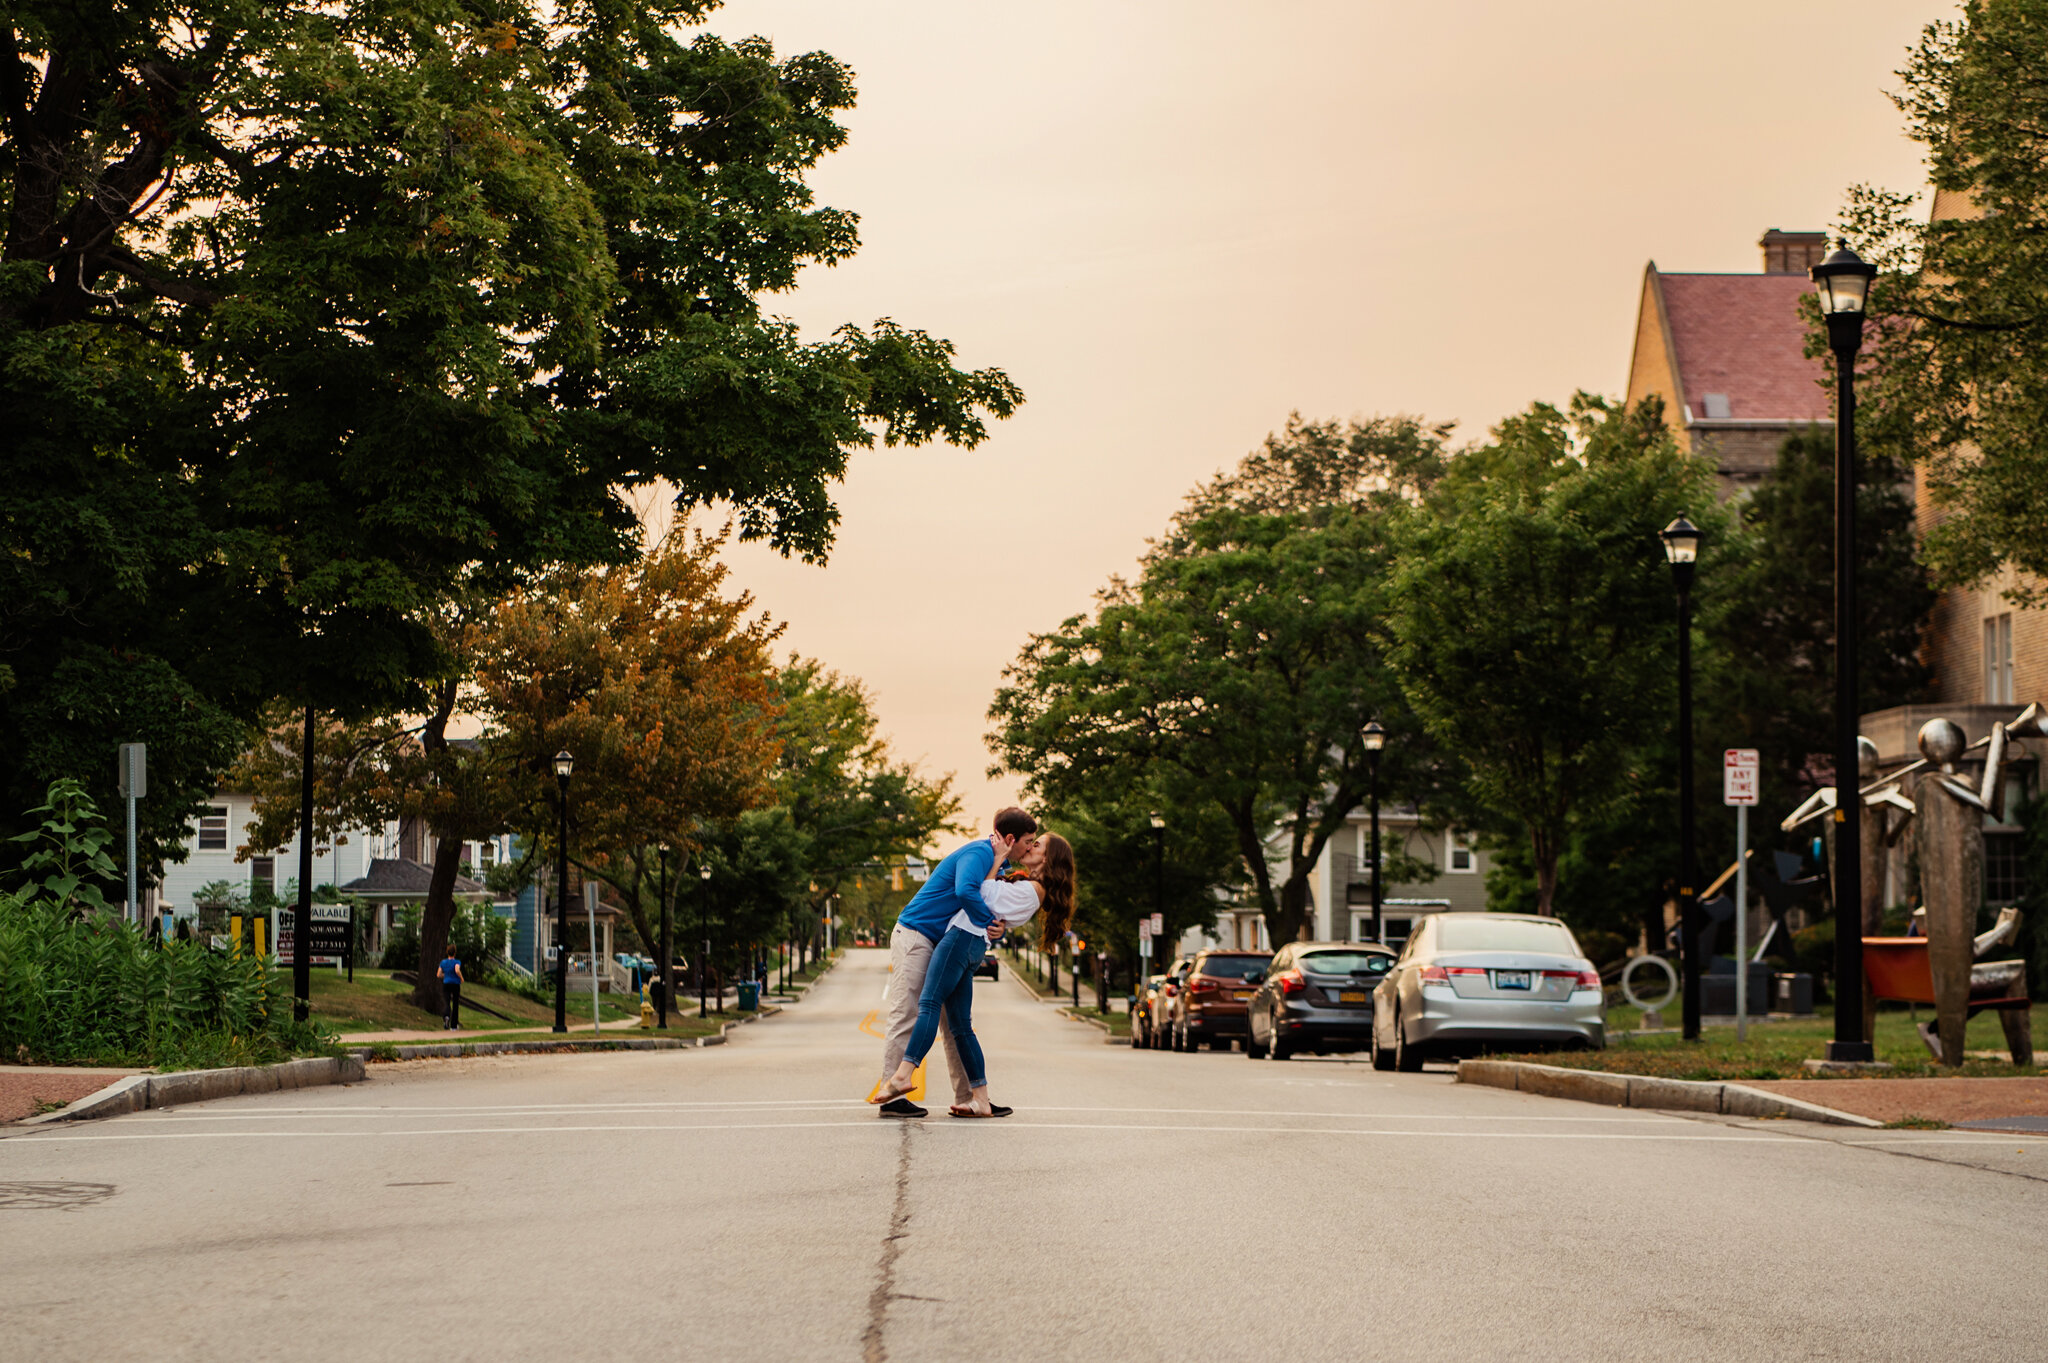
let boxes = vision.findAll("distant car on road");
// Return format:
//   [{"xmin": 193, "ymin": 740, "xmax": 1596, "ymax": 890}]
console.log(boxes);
[
  {"xmin": 1244, "ymin": 941, "xmax": 1396, "ymax": 1060},
  {"xmin": 974, "ymin": 953, "xmax": 999, "ymax": 981},
  {"xmin": 1171, "ymin": 950, "xmax": 1271, "ymax": 1052},
  {"xmin": 1372, "ymin": 912, "xmax": 1605, "ymax": 1071}
]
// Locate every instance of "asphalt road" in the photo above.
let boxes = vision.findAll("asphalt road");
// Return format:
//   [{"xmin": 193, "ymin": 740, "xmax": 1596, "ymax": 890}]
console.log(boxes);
[{"xmin": 5, "ymin": 946, "xmax": 2047, "ymax": 1362}]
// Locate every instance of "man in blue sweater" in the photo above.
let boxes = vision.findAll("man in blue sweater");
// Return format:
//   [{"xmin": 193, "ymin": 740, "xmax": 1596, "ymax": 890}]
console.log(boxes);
[{"xmin": 875, "ymin": 807, "xmax": 1039, "ymax": 1118}]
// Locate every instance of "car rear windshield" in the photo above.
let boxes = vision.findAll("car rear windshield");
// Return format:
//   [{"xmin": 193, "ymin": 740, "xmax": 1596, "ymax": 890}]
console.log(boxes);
[
  {"xmin": 1434, "ymin": 918, "xmax": 1578, "ymax": 954},
  {"xmin": 1196, "ymin": 955, "xmax": 1270, "ymax": 979},
  {"xmin": 1299, "ymin": 951, "xmax": 1391, "ymax": 976}
]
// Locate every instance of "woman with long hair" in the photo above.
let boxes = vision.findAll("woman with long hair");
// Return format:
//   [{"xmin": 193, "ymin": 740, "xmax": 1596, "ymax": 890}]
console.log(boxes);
[{"xmin": 871, "ymin": 832, "xmax": 1076, "ymax": 1117}]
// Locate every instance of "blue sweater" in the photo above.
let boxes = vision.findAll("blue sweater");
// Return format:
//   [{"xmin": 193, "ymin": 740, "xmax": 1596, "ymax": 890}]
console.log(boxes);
[{"xmin": 897, "ymin": 839, "xmax": 996, "ymax": 942}]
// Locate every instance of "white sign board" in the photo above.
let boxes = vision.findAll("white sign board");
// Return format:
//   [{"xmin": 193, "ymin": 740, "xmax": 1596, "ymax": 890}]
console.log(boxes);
[
  {"xmin": 1149, "ymin": 913, "xmax": 1164, "ymax": 935},
  {"xmin": 1137, "ymin": 920, "xmax": 1152, "ymax": 941},
  {"xmin": 1723, "ymin": 749, "xmax": 1760, "ymax": 807}
]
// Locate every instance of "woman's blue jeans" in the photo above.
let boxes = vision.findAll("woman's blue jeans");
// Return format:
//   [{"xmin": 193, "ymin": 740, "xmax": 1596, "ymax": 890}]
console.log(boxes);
[{"xmin": 903, "ymin": 927, "xmax": 987, "ymax": 1089}]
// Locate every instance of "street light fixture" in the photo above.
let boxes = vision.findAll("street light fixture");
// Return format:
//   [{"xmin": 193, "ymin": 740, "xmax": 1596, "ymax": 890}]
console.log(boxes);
[
  {"xmin": 1813, "ymin": 240, "xmax": 1880, "ymax": 1064},
  {"xmin": 1362, "ymin": 720, "xmax": 1386, "ymax": 944},
  {"xmin": 551, "ymin": 750, "xmax": 573, "ymax": 1034},
  {"xmin": 1660, "ymin": 518, "xmax": 1702, "ymax": 1041}
]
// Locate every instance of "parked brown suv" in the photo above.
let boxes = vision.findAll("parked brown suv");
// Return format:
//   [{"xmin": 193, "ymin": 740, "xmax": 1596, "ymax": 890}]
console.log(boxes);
[{"xmin": 1170, "ymin": 950, "xmax": 1272, "ymax": 1051}]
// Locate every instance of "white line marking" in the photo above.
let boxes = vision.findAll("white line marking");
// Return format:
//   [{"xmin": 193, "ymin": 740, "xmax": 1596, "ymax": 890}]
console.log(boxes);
[{"xmin": 111, "ymin": 1102, "xmax": 1689, "ymax": 1124}]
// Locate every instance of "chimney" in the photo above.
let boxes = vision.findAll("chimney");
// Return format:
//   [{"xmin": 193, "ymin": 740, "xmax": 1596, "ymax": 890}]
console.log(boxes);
[{"xmin": 1759, "ymin": 229, "xmax": 1828, "ymax": 275}]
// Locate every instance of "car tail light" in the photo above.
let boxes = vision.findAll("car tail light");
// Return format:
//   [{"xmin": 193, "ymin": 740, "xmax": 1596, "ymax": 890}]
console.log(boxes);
[
  {"xmin": 1190, "ymin": 978, "xmax": 1219, "ymax": 996},
  {"xmin": 1540, "ymin": 968, "xmax": 1604, "ymax": 990},
  {"xmin": 1420, "ymin": 966, "xmax": 1483, "ymax": 986},
  {"xmin": 1576, "ymin": 969, "xmax": 1602, "ymax": 990},
  {"xmin": 1278, "ymin": 971, "xmax": 1306, "ymax": 996}
]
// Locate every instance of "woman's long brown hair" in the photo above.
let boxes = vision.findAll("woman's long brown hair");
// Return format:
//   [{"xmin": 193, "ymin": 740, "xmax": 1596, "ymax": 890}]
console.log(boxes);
[{"xmin": 1037, "ymin": 834, "xmax": 1076, "ymax": 949}]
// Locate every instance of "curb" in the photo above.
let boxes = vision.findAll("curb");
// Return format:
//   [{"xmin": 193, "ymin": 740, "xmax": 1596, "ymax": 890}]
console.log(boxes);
[
  {"xmin": 1057, "ymin": 1006, "xmax": 1132, "ymax": 1045},
  {"xmin": 1455, "ymin": 1059, "xmax": 1883, "ymax": 1127},
  {"xmin": 22, "ymin": 1055, "xmax": 368, "ymax": 1125},
  {"xmin": 349, "ymin": 1005, "xmax": 785, "ymax": 1061}
]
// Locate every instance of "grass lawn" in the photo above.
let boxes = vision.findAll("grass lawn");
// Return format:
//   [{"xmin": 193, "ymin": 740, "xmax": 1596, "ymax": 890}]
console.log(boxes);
[
  {"xmin": 305, "ymin": 969, "xmax": 643, "ymax": 1036},
  {"xmin": 1062, "ymin": 1006, "xmax": 1132, "ymax": 1038},
  {"xmin": 1497, "ymin": 1002, "xmax": 2043, "ymax": 1081}
]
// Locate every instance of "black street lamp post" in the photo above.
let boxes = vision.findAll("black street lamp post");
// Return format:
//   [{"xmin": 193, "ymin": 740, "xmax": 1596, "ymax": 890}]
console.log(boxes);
[
  {"xmin": 1363, "ymin": 720, "xmax": 1386, "ymax": 944},
  {"xmin": 1661, "ymin": 518, "xmax": 1702, "ymax": 1041},
  {"xmin": 699, "ymin": 864, "xmax": 712, "ymax": 1019},
  {"xmin": 1813, "ymin": 241, "xmax": 1880, "ymax": 1063},
  {"xmin": 1149, "ymin": 810, "xmax": 1164, "ymax": 971},
  {"xmin": 551, "ymin": 750, "xmax": 573, "ymax": 1034}
]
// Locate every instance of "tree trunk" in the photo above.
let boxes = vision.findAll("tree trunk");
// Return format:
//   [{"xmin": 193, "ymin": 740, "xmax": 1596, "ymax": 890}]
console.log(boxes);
[
  {"xmin": 409, "ymin": 830, "xmax": 466, "ymax": 1015},
  {"xmin": 1531, "ymin": 826, "xmax": 1559, "ymax": 916}
]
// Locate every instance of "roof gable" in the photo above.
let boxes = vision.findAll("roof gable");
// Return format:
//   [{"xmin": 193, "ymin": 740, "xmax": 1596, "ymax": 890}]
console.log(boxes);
[{"xmin": 1656, "ymin": 273, "xmax": 1830, "ymax": 424}]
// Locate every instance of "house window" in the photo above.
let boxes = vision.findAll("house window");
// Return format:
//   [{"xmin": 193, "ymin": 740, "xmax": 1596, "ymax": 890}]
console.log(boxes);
[
  {"xmin": 198, "ymin": 806, "xmax": 229, "ymax": 851},
  {"xmin": 1984, "ymin": 613, "xmax": 2014, "ymax": 704},
  {"xmin": 250, "ymin": 857, "xmax": 275, "ymax": 899},
  {"xmin": 478, "ymin": 839, "xmax": 498, "ymax": 869},
  {"xmin": 1446, "ymin": 831, "xmax": 1476, "ymax": 874},
  {"xmin": 1986, "ymin": 833, "xmax": 2025, "ymax": 905}
]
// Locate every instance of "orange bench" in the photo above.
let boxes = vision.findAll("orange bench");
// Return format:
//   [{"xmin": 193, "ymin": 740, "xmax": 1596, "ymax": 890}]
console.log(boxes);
[{"xmin": 1863, "ymin": 936, "xmax": 2033, "ymax": 1064}]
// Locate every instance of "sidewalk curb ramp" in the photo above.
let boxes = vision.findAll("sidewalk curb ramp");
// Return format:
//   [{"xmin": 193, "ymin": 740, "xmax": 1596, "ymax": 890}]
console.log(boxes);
[
  {"xmin": 1455, "ymin": 1059, "xmax": 1884, "ymax": 1127},
  {"xmin": 22, "ymin": 1056, "xmax": 369, "ymax": 1126}
]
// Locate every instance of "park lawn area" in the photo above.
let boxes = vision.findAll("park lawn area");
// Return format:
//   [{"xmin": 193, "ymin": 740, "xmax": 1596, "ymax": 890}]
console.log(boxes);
[
  {"xmin": 1061, "ymin": 1006, "xmax": 1131, "ymax": 1038},
  {"xmin": 304, "ymin": 969, "xmax": 642, "ymax": 1035},
  {"xmin": 1497, "ymin": 1002, "xmax": 2043, "ymax": 1081}
]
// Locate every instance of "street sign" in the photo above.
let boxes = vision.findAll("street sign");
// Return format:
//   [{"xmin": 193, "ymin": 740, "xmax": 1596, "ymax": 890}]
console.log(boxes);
[
  {"xmin": 1149, "ymin": 912, "xmax": 1163, "ymax": 935},
  {"xmin": 276, "ymin": 904, "xmax": 352, "ymax": 966},
  {"xmin": 1137, "ymin": 920, "xmax": 1152, "ymax": 940},
  {"xmin": 1723, "ymin": 749, "xmax": 1760, "ymax": 806},
  {"xmin": 117, "ymin": 744, "xmax": 147, "ymax": 799}
]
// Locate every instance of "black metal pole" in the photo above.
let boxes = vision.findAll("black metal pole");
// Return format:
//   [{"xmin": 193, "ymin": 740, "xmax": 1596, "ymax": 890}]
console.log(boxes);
[
  {"xmin": 1678, "ymin": 582, "xmax": 1700, "ymax": 1041},
  {"xmin": 294, "ymin": 704, "xmax": 315, "ymax": 1021},
  {"xmin": 1826, "ymin": 311, "xmax": 1873, "ymax": 1062},
  {"xmin": 657, "ymin": 848, "xmax": 672, "ymax": 1030},
  {"xmin": 1368, "ymin": 750, "xmax": 1383, "ymax": 945},
  {"xmin": 552, "ymin": 773, "xmax": 569, "ymax": 1033},
  {"xmin": 1152, "ymin": 827, "xmax": 1164, "ymax": 960}
]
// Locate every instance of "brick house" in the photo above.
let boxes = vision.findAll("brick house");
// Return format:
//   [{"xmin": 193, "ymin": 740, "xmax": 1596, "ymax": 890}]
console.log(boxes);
[{"xmin": 1625, "ymin": 228, "xmax": 1832, "ymax": 495}]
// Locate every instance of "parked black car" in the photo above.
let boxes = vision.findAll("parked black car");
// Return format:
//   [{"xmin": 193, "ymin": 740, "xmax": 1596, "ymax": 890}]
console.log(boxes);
[{"xmin": 1245, "ymin": 941, "xmax": 1396, "ymax": 1060}]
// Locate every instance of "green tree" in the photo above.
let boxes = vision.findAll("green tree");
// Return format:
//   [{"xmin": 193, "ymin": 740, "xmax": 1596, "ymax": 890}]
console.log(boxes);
[
  {"xmin": 0, "ymin": 2, "xmax": 1020, "ymax": 871},
  {"xmin": 772, "ymin": 657, "xmax": 962, "ymax": 925},
  {"xmin": 1836, "ymin": 0, "xmax": 2048, "ymax": 598},
  {"xmin": 990, "ymin": 416, "xmax": 1448, "ymax": 946},
  {"xmin": 1387, "ymin": 394, "xmax": 1721, "ymax": 917}
]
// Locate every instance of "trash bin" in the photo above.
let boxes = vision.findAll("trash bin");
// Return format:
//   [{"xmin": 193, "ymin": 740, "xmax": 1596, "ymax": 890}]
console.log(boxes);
[{"xmin": 736, "ymin": 980, "xmax": 760, "ymax": 1012}]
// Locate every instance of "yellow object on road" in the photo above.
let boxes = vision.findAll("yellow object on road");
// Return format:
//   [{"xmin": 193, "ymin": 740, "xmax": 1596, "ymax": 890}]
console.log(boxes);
[
  {"xmin": 640, "ymin": 1000, "xmax": 654, "ymax": 1030},
  {"xmin": 859, "ymin": 1008, "xmax": 924, "ymax": 1101}
]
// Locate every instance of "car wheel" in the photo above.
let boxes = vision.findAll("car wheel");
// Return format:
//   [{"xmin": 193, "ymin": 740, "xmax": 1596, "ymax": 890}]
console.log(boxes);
[
  {"xmin": 1271, "ymin": 1015, "xmax": 1293, "ymax": 1061},
  {"xmin": 1245, "ymin": 1022, "xmax": 1268, "ymax": 1060},
  {"xmin": 1394, "ymin": 1009, "xmax": 1425, "ymax": 1073},
  {"xmin": 1371, "ymin": 1023, "xmax": 1396, "ymax": 1071},
  {"xmin": 986, "ymin": 961, "xmax": 998, "ymax": 982}
]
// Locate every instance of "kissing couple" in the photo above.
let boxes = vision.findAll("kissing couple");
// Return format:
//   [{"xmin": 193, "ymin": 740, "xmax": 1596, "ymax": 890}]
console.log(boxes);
[{"xmin": 869, "ymin": 807, "xmax": 1075, "ymax": 1118}]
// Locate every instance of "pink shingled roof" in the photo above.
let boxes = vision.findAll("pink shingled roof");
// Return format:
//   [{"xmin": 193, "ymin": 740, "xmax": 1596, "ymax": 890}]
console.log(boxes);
[{"xmin": 1659, "ymin": 273, "xmax": 1830, "ymax": 422}]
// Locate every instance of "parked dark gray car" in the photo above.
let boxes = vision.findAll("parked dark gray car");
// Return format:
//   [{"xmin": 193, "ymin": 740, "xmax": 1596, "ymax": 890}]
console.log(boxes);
[{"xmin": 1244, "ymin": 941, "xmax": 1396, "ymax": 1059}]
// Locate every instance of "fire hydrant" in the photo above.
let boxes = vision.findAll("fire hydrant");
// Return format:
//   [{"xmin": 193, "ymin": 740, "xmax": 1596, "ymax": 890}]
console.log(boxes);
[{"xmin": 640, "ymin": 987, "xmax": 655, "ymax": 1030}]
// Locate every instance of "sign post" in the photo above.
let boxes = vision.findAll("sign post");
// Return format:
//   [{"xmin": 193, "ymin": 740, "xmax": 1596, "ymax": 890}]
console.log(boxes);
[
  {"xmin": 117, "ymin": 744, "xmax": 146, "ymax": 927},
  {"xmin": 585, "ymin": 882, "xmax": 602, "ymax": 1034},
  {"xmin": 1724, "ymin": 749, "xmax": 1760, "ymax": 1039},
  {"xmin": 1137, "ymin": 919, "xmax": 1152, "ymax": 963}
]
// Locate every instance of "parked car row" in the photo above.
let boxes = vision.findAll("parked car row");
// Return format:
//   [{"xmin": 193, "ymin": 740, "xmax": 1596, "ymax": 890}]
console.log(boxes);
[{"xmin": 1130, "ymin": 913, "xmax": 1605, "ymax": 1066}]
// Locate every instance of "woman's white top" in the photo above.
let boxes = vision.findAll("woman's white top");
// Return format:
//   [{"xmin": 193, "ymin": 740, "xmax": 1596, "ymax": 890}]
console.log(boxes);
[{"xmin": 948, "ymin": 878, "xmax": 1042, "ymax": 935}]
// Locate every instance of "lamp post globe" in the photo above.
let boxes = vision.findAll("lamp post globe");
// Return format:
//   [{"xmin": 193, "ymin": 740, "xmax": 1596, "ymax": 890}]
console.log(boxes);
[
  {"xmin": 699, "ymin": 864, "xmax": 712, "ymax": 1018},
  {"xmin": 1361, "ymin": 720, "xmax": 1387, "ymax": 942},
  {"xmin": 1813, "ymin": 239, "xmax": 1880, "ymax": 1063},
  {"xmin": 551, "ymin": 750, "xmax": 574, "ymax": 1034}
]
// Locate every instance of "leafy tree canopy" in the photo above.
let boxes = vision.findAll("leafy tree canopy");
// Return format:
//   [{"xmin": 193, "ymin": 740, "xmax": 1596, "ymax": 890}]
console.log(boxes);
[
  {"xmin": 990, "ymin": 416, "xmax": 1449, "ymax": 947},
  {"xmin": 1837, "ymin": 0, "xmax": 2048, "ymax": 599},
  {"xmin": 0, "ymin": 1, "xmax": 1020, "ymax": 870}
]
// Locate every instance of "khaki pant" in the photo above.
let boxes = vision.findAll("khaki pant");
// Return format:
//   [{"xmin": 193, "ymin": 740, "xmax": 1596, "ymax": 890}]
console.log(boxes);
[{"xmin": 882, "ymin": 922, "xmax": 973, "ymax": 1106}]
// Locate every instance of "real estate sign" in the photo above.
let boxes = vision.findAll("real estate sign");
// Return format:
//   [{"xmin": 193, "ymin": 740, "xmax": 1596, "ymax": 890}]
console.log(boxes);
[{"xmin": 276, "ymin": 904, "xmax": 352, "ymax": 966}]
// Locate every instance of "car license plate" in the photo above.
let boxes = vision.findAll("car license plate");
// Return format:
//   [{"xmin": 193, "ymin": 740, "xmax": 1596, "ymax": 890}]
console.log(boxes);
[
  {"xmin": 1339, "ymin": 990, "xmax": 1368, "ymax": 1003},
  {"xmin": 1232, "ymin": 991, "xmax": 1253, "ymax": 1001},
  {"xmin": 1495, "ymin": 970, "xmax": 1532, "ymax": 990}
]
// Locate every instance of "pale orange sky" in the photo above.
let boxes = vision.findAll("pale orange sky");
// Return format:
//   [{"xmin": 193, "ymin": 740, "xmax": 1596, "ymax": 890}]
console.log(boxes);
[{"xmin": 682, "ymin": 0, "xmax": 1948, "ymax": 832}]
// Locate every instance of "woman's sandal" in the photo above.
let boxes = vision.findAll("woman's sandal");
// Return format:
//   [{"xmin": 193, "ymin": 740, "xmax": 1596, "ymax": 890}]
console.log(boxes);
[
  {"xmin": 948, "ymin": 1104, "xmax": 1014, "ymax": 1118},
  {"xmin": 870, "ymin": 1080, "xmax": 917, "ymax": 1105}
]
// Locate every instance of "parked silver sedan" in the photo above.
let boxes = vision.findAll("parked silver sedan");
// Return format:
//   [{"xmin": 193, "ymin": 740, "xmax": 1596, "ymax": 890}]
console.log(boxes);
[{"xmin": 1371, "ymin": 913, "xmax": 1604, "ymax": 1071}]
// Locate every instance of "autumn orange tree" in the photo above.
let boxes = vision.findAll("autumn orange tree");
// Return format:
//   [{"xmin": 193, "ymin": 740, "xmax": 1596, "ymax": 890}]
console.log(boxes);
[{"xmin": 473, "ymin": 527, "xmax": 784, "ymax": 971}]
